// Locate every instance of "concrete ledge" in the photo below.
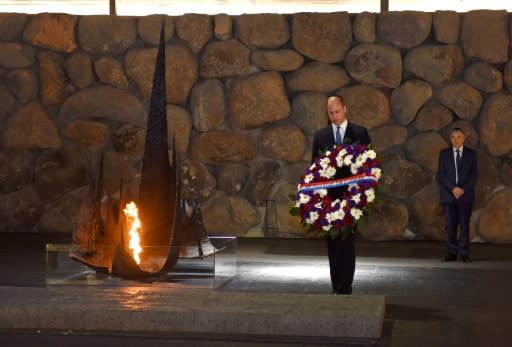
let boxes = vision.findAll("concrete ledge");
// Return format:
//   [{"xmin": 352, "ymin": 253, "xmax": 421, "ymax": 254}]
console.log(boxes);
[{"xmin": 0, "ymin": 286, "xmax": 385, "ymax": 341}]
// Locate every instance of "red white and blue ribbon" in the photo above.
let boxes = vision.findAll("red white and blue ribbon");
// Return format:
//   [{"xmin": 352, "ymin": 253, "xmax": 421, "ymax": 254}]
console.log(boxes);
[{"xmin": 298, "ymin": 173, "xmax": 377, "ymax": 193}]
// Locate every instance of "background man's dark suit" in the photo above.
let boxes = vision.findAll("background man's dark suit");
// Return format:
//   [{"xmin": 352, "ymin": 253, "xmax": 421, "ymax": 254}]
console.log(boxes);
[
  {"xmin": 311, "ymin": 122, "xmax": 371, "ymax": 294},
  {"xmin": 438, "ymin": 146, "xmax": 477, "ymax": 258}
]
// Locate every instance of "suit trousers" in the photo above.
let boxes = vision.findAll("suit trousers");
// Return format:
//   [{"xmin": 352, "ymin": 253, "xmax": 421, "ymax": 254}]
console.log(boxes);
[
  {"xmin": 326, "ymin": 233, "xmax": 355, "ymax": 294},
  {"xmin": 443, "ymin": 200, "xmax": 473, "ymax": 256}
]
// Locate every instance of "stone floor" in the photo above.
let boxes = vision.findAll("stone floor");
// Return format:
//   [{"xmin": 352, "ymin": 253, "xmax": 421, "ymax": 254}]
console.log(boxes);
[{"xmin": 1, "ymin": 232, "xmax": 512, "ymax": 346}]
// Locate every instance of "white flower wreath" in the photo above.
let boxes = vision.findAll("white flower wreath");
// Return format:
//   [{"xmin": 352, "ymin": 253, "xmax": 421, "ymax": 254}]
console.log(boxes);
[{"xmin": 290, "ymin": 143, "xmax": 381, "ymax": 239}]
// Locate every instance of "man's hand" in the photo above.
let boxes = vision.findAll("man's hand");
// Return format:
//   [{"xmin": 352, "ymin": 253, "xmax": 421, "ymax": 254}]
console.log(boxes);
[{"xmin": 452, "ymin": 187, "xmax": 465, "ymax": 199}]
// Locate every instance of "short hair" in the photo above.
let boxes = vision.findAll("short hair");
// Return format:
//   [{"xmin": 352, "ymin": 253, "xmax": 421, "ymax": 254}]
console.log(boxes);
[
  {"xmin": 327, "ymin": 94, "xmax": 346, "ymax": 106},
  {"xmin": 450, "ymin": 127, "xmax": 465, "ymax": 135}
]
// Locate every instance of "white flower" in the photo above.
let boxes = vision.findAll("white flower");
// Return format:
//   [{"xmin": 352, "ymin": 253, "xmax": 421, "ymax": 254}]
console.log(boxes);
[
  {"xmin": 319, "ymin": 157, "xmax": 331, "ymax": 168},
  {"xmin": 306, "ymin": 211, "xmax": 319, "ymax": 223},
  {"xmin": 371, "ymin": 168, "xmax": 382, "ymax": 180},
  {"xmin": 350, "ymin": 164, "xmax": 359, "ymax": 175},
  {"xmin": 367, "ymin": 150, "xmax": 377, "ymax": 159},
  {"xmin": 322, "ymin": 224, "xmax": 331, "ymax": 231},
  {"xmin": 334, "ymin": 209, "xmax": 345, "ymax": 220},
  {"xmin": 343, "ymin": 154, "xmax": 353, "ymax": 166},
  {"xmin": 365, "ymin": 188, "xmax": 375, "ymax": 202},
  {"xmin": 351, "ymin": 208, "xmax": 363, "ymax": 220},
  {"xmin": 299, "ymin": 193, "xmax": 310, "ymax": 204},
  {"xmin": 326, "ymin": 209, "xmax": 344, "ymax": 223},
  {"xmin": 314, "ymin": 202, "xmax": 322, "ymax": 209},
  {"xmin": 352, "ymin": 193, "xmax": 361, "ymax": 204},
  {"xmin": 355, "ymin": 155, "xmax": 365, "ymax": 167},
  {"xmin": 322, "ymin": 166, "xmax": 337, "ymax": 178},
  {"xmin": 313, "ymin": 189, "xmax": 327, "ymax": 197},
  {"xmin": 325, "ymin": 212, "xmax": 336, "ymax": 223},
  {"xmin": 336, "ymin": 150, "xmax": 347, "ymax": 167},
  {"xmin": 304, "ymin": 174, "xmax": 314, "ymax": 183}
]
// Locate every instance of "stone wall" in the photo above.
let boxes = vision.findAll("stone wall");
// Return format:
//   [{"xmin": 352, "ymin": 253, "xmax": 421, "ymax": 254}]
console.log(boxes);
[{"xmin": 0, "ymin": 11, "xmax": 511, "ymax": 242}]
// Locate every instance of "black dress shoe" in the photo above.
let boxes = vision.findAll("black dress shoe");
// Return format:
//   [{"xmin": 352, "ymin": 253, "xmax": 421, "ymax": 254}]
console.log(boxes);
[
  {"xmin": 461, "ymin": 255, "xmax": 472, "ymax": 263},
  {"xmin": 441, "ymin": 254, "xmax": 457, "ymax": 262},
  {"xmin": 334, "ymin": 288, "xmax": 352, "ymax": 295}
]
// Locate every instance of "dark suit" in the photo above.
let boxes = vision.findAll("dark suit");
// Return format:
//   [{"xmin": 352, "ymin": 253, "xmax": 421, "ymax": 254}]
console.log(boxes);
[
  {"xmin": 437, "ymin": 146, "xmax": 477, "ymax": 257},
  {"xmin": 312, "ymin": 122, "xmax": 371, "ymax": 294}
]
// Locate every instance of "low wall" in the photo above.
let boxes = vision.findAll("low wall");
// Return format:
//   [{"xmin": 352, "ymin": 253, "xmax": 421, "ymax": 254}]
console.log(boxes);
[{"xmin": 0, "ymin": 286, "xmax": 386, "ymax": 344}]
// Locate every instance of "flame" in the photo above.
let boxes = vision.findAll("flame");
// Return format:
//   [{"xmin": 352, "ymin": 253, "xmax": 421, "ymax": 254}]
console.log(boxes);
[{"xmin": 123, "ymin": 201, "xmax": 142, "ymax": 264}]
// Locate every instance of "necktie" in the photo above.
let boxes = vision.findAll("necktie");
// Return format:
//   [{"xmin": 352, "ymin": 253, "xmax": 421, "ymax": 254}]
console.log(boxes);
[
  {"xmin": 335, "ymin": 126, "xmax": 342, "ymax": 145},
  {"xmin": 455, "ymin": 149, "xmax": 461, "ymax": 183}
]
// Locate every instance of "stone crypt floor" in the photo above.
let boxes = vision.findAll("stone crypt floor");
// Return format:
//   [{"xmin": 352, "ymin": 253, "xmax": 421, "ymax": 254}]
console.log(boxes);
[{"xmin": 1, "ymin": 232, "xmax": 512, "ymax": 346}]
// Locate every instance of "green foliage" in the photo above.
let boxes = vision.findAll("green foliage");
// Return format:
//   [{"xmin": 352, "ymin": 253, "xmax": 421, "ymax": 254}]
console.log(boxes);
[{"xmin": 289, "ymin": 206, "xmax": 300, "ymax": 216}]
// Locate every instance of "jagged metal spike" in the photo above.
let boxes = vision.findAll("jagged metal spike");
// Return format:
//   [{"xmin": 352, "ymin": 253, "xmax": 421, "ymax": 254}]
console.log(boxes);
[
  {"xmin": 137, "ymin": 22, "xmax": 173, "ymax": 247},
  {"xmin": 71, "ymin": 155, "xmax": 104, "ymax": 253},
  {"xmin": 118, "ymin": 179, "xmax": 125, "ymax": 247},
  {"xmin": 192, "ymin": 194, "xmax": 205, "ymax": 258},
  {"xmin": 169, "ymin": 133, "xmax": 177, "ymax": 237},
  {"xmin": 95, "ymin": 153, "xmax": 105, "ymax": 236},
  {"xmin": 182, "ymin": 193, "xmax": 217, "ymax": 259},
  {"xmin": 159, "ymin": 143, "xmax": 182, "ymax": 271},
  {"xmin": 69, "ymin": 154, "xmax": 109, "ymax": 272}
]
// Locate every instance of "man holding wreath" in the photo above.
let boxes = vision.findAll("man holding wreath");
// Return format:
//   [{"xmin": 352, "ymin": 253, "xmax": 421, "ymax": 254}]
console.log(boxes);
[{"xmin": 311, "ymin": 95, "xmax": 372, "ymax": 295}]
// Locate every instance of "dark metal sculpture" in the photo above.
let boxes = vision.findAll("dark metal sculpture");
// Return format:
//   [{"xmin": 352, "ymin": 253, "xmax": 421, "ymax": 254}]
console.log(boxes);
[
  {"xmin": 138, "ymin": 21, "xmax": 174, "ymax": 248},
  {"xmin": 69, "ymin": 24, "xmax": 216, "ymax": 278}
]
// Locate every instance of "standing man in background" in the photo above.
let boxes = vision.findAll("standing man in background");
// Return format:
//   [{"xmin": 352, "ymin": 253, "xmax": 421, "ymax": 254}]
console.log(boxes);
[
  {"xmin": 438, "ymin": 128, "xmax": 478, "ymax": 263},
  {"xmin": 311, "ymin": 95, "xmax": 371, "ymax": 295}
]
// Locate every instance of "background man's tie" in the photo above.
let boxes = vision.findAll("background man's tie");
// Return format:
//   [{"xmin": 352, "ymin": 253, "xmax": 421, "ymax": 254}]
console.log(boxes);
[{"xmin": 455, "ymin": 149, "xmax": 461, "ymax": 184}]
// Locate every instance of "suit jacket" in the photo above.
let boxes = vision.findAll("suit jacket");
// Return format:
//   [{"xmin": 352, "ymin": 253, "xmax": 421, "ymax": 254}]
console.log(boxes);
[
  {"xmin": 437, "ymin": 146, "xmax": 477, "ymax": 204},
  {"xmin": 311, "ymin": 122, "xmax": 371, "ymax": 163},
  {"xmin": 311, "ymin": 122, "xmax": 371, "ymax": 199}
]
